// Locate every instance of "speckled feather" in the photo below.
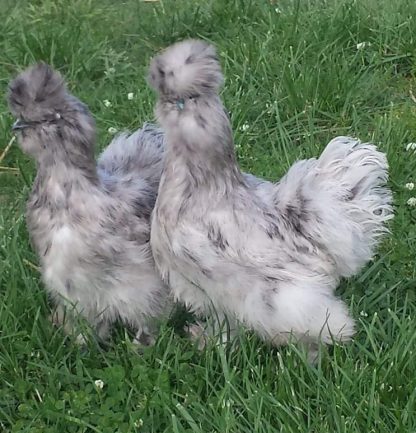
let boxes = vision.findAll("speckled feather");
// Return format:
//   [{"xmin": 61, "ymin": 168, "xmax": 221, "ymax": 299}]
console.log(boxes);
[
  {"xmin": 148, "ymin": 40, "xmax": 393, "ymax": 348},
  {"xmin": 8, "ymin": 63, "xmax": 171, "ymax": 343}
]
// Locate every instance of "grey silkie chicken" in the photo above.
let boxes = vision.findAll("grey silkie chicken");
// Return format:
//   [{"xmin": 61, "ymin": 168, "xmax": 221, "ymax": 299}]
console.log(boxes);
[
  {"xmin": 148, "ymin": 40, "xmax": 393, "ymax": 352},
  {"xmin": 8, "ymin": 63, "xmax": 171, "ymax": 344}
]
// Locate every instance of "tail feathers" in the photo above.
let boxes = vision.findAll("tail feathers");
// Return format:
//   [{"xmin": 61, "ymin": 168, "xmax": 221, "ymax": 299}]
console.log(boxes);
[
  {"xmin": 97, "ymin": 123, "xmax": 164, "ymax": 188},
  {"xmin": 315, "ymin": 136, "xmax": 392, "ymax": 217},
  {"xmin": 97, "ymin": 125, "xmax": 164, "ymax": 220},
  {"xmin": 148, "ymin": 39, "xmax": 223, "ymax": 98},
  {"xmin": 8, "ymin": 63, "xmax": 67, "ymax": 120},
  {"xmin": 274, "ymin": 136, "xmax": 393, "ymax": 277}
]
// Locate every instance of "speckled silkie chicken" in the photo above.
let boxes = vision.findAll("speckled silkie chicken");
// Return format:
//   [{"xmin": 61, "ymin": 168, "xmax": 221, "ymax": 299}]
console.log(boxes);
[
  {"xmin": 148, "ymin": 40, "xmax": 393, "ymax": 351},
  {"xmin": 8, "ymin": 63, "xmax": 171, "ymax": 344}
]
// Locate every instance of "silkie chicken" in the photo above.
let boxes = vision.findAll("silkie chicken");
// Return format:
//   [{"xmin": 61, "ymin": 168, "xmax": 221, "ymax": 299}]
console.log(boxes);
[
  {"xmin": 8, "ymin": 63, "xmax": 171, "ymax": 345},
  {"xmin": 148, "ymin": 39, "xmax": 393, "ymax": 353}
]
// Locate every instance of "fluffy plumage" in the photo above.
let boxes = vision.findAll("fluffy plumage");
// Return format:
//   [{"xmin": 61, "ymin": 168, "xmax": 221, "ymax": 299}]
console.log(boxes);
[
  {"xmin": 148, "ymin": 40, "xmax": 393, "ymax": 349},
  {"xmin": 8, "ymin": 63, "xmax": 171, "ymax": 344}
]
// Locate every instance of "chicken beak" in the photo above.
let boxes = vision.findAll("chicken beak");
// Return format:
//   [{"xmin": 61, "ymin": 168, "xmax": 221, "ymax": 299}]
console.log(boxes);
[{"xmin": 12, "ymin": 119, "xmax": 29, "ymax": 131}]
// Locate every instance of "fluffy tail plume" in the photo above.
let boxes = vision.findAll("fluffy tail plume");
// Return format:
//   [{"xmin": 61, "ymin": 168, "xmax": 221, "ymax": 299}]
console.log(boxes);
[{"xmin": 275, "ymin": 136, "xmax": 393, "ymax": 277}]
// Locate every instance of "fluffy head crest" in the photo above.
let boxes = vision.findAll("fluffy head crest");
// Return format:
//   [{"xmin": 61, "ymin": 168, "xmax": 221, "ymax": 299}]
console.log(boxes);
[
  {"xmin": 8, "ymin": 63, "xmax": 70, "ymax": 122},
  {"xmin": 7, "ymin": 63, "xmax": 96, "ymax": 161},
  {"xmin": 148, "ymin": 39, "xmax": 224, "ymax": 99}
]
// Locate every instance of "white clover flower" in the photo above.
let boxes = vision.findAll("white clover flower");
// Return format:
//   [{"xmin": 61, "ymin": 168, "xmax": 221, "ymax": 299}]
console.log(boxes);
[
  {"xmin": 127, "ymin": 92, "xmax": 134, "ymax": 100},
  {"xmin": 406, "ymin": 142, "xmax": 416, "ymax": 151},
  {"xmin": 240, "ymin": 122, "xmax": 250, "ymax": 132},
  {"xmin": 407, "ymin": 197, "xmax": 416, "ymax": 207},
  {"xmin": 134, "ymin": 419, "xmax": 144, "ymax": 428},
  {"xmin": 266, "ymin": 102, "xmax": 274, "ymax": 114},
  {"xmin": 108, "ymin": 127, "xmax": 118, "ymax": 135},
  {"xmin": 356, "ymin": 42, "xmax": 371, "ymax": 50},
  {"xmin": 107, "ymin": 67, "xmax": 115, "ymax": 74},
  {"xmin": 103, "ymin": 99, "xmax": 112, "ymax": 108},
  {"xmin": 406, "ymin": 182, "xmax": 415, "ymax": 190},
  {"xmin": 94, "ymin": 379, "xmax": 104, "ymax": 389}
]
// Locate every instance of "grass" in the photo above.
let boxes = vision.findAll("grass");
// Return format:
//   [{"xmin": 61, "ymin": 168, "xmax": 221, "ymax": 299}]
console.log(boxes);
[{"xmin": 0, "ymin": 0, "xmax": 416, "ymax": 431}]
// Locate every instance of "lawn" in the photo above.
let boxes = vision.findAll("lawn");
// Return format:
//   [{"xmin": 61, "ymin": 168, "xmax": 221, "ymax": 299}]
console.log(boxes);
[{"xmin": 1, "ymin": 0, "xmax": 416, "ymax": 432}]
